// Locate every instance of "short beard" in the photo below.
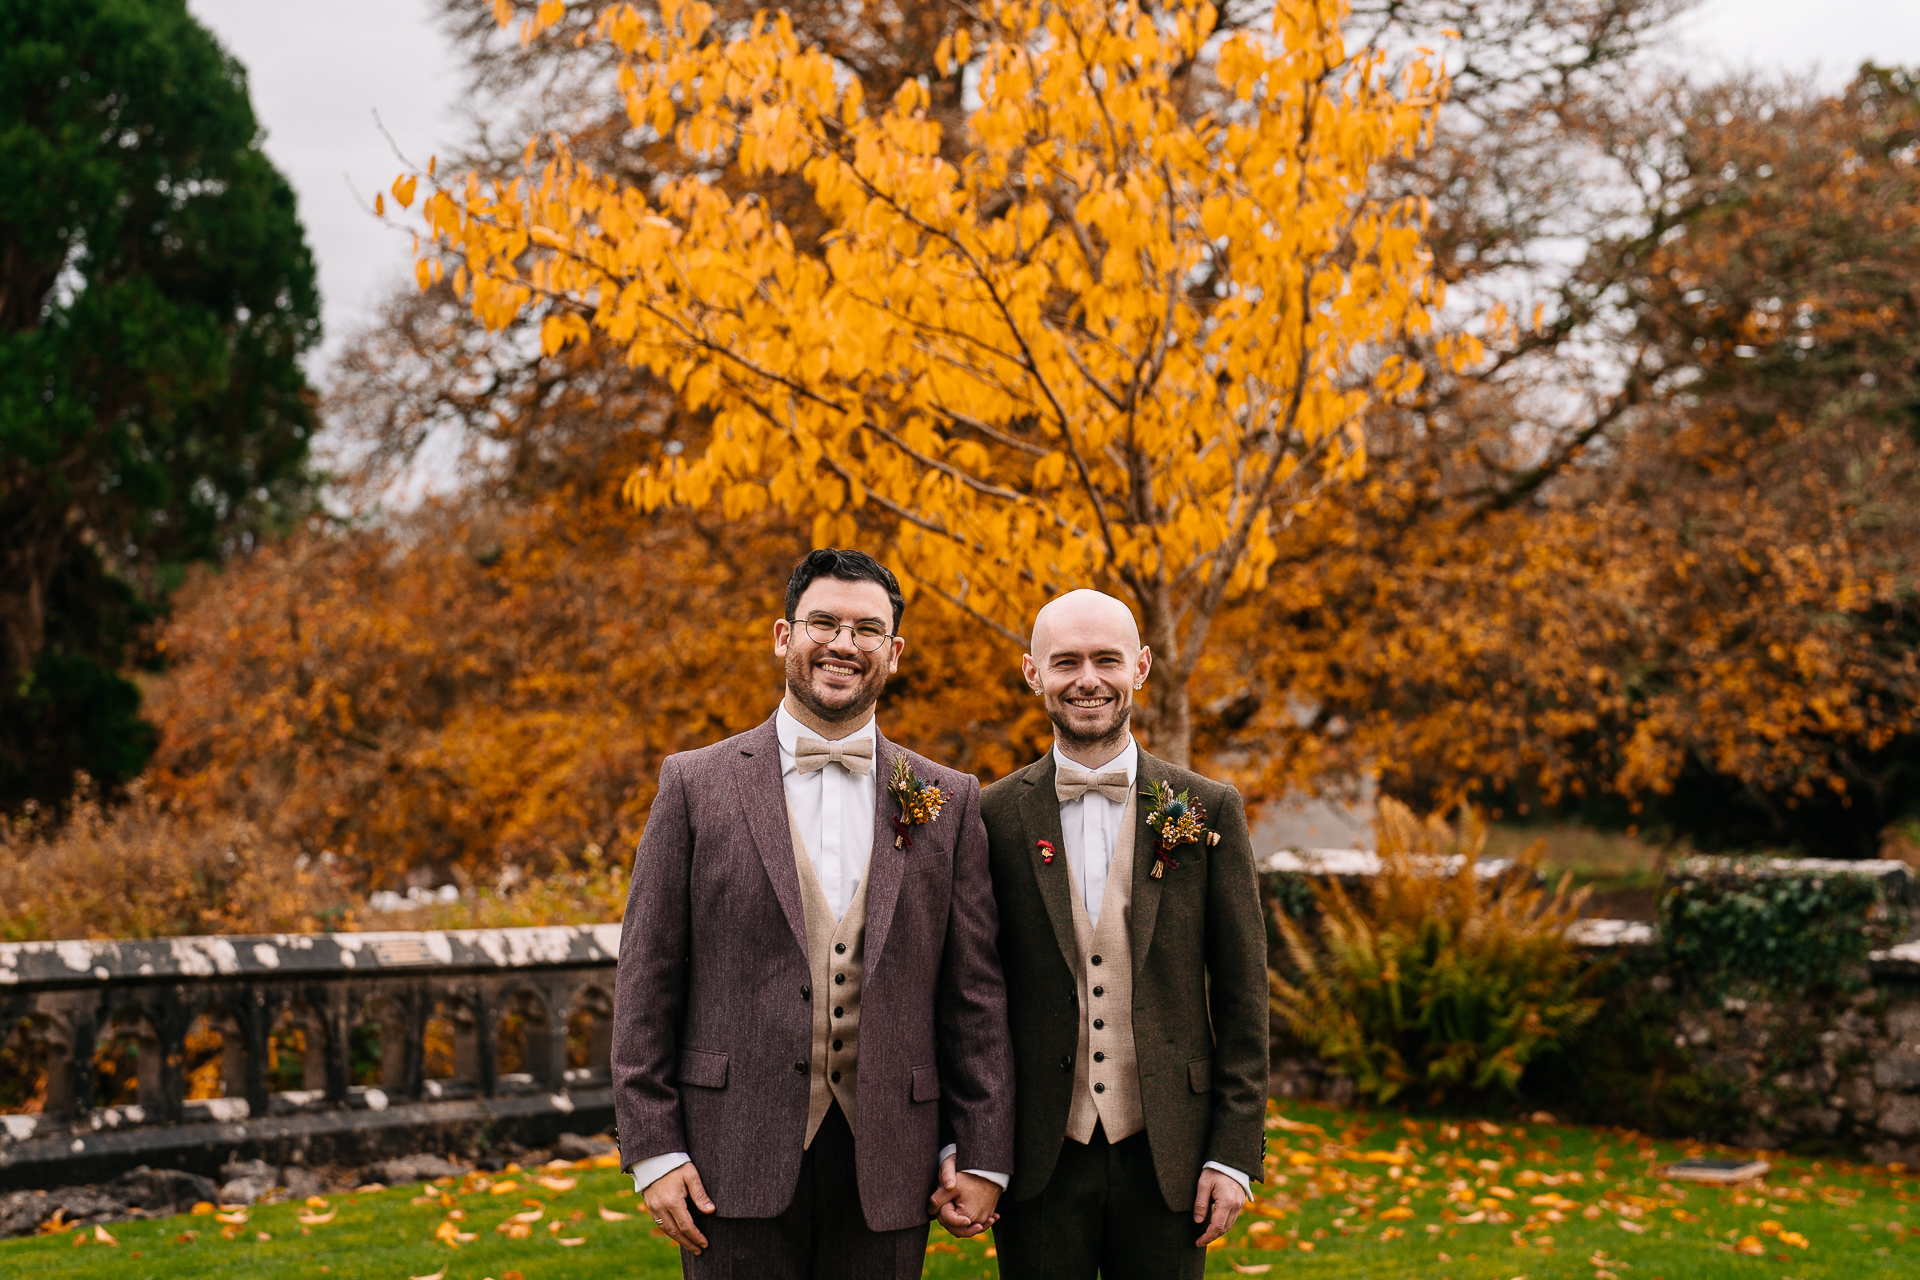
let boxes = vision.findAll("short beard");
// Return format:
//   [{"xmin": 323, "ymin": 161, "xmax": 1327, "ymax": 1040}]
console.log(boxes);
[
  {"xmin": 785, "ymin": 646, "xmax": 888, "ymax": 726},
  {"xmin": 1048, "ymin": 700, "xmax": 1132, "ymax": 758}
]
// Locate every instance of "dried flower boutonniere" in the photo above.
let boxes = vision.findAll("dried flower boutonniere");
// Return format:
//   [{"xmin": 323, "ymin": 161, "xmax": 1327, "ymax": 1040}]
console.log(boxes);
[
  {"xmin": 887, "ymin": 756, "xmax": 947, "ymax": 850},
  {"xmin": 1141, "ymin": 780, "xmax": 1221, "ymax": 879},
  {"xmin": 1037, "ymin": 838, "xmax": 1057, "ymax": 865}
]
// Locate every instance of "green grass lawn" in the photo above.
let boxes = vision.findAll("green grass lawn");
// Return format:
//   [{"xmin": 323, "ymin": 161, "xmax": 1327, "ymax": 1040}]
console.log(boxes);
[{"xmin": 2, "ymin": 1098, "xmax": 1914, "ymax": 1278}]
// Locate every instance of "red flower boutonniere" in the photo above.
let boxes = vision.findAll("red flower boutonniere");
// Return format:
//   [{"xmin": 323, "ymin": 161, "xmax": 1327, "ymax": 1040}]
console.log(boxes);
[
  {"xmin": 1038, "ymin": 838, "xmax": 1056, "ymax": 864},
  {"xmin": 1141, "ymin": 780, "xmax": 1221, "ymax": 879},
  {"xmin": 886, "ymin": 757, "xmax": 947, "ymax": 850}
]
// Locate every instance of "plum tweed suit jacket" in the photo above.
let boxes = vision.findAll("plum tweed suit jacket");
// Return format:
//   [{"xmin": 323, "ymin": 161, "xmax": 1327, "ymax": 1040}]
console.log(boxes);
[
  {"xmin": 612, "ymin": 714, "xmax": 1015, "ymax": 1233},
  {"xmin": 981, "ymin": 747, "xmax": 1268, "ymax": 1210}
]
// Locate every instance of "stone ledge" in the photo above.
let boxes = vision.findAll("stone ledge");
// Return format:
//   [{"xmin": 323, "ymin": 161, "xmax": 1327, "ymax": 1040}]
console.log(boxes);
[
  {"xmin": 0, "ymin": 924, "xmax": 624, "ymax": 988},
  {"xmin": 0, "ymin": 1087, "xmax": 615, "ymax": 1191},
  {"xmin": 1261, "ymin": 848, "xmax": 1515, "ymax": 879}
]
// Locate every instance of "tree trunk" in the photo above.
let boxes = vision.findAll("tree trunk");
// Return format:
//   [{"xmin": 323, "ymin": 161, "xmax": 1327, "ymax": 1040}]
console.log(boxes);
[{"xmin": 1134, "ymin": 592, "xmax": 1193, "ymax": 768}]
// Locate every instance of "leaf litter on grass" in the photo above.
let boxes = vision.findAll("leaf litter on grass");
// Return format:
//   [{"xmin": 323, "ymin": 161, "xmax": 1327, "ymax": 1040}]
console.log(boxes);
[{"xmin": 3, "ymin": 1114, "xmax": 1913, "ymax": 1279}]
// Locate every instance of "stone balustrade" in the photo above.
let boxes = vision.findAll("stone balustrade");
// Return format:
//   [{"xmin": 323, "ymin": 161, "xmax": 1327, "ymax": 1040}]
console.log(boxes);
[{"xmin": 0, "ymin": 926, "xmax": 621, "ymax": 1189}]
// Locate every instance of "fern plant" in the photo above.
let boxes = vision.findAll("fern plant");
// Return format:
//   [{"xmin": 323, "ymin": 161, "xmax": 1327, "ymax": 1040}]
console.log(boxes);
[{"xmin": 1270, "ymin": 799, "xmax": 1599, "ymax": 1107}]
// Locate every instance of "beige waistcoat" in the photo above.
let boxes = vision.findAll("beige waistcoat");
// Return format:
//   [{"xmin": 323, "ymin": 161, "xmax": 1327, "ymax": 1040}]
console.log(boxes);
[
  {"xmin": 791, "ymin": 813, "xmax": 868, "ymax": 1146},
  {"xmin": 1064, "ymin": 792, "xmax": 1146, "ymax": 1144}
]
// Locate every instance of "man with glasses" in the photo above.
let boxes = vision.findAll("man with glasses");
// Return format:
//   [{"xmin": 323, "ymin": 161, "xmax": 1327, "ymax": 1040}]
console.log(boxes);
[{"xmin": 614, "ymin": 548, "xmax": 1013, "ymax": 1278}]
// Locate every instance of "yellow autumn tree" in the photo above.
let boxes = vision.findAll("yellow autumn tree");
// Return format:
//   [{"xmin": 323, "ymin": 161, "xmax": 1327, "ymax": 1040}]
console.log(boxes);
[{"xmin": 409, "ymin": 0, "xmax": 1452, "ymax": 764}]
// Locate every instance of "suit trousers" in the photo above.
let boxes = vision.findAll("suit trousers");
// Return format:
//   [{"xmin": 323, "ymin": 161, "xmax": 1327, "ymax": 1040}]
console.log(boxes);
[
  {"xmin": 681, "ymin": 1102, "xmax": 929, "ymax": 1280},
  {"xmin": 992, "ymin": 1124, "xmax": 1205, "ymax": 1280}
]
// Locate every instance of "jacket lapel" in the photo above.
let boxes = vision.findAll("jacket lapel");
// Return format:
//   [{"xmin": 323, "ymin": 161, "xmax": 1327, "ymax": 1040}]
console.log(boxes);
[
  {"xmin": 1018, "ymin": 754, "xmax": 1080, "ymax": 978},
  {"xmin": 859, "ymin": 728, "xmax": 909, "ymax": 976},
  {"xmin": 737, "ymin": 715, "xmax": 809, "ymax": 958},
  {"xmin": 1127, "ymin": 748, "xmax": 1168, "ymax": 978}
]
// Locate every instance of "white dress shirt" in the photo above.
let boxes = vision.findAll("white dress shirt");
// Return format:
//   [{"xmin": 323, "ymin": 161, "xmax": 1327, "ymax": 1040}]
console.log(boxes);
[
  {"xmin": 1052, "ymin": 737, "xmax": 1252, "ymax": 1201},
  {"xmin": 634, "ymin": 707, "xmax": 1006, "ymax": 1194},
  {"xmin": 775, "ymin": 704, "xmax": 875, "ymax": 921},
  {"xmin": 1053, "ymin": 739, "xmax": 1136, "ymax": 928}
]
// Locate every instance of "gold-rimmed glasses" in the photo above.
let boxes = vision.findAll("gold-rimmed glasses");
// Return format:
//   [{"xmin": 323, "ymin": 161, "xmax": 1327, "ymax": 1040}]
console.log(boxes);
[{"xmin": 792, "ymin": 613, "xmax": 893, "ymax": 651}]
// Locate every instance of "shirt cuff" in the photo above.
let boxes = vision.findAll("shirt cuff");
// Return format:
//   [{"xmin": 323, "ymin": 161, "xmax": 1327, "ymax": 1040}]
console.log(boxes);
[
  {"xmin": 1203, "ymin": 1160, "xmax": 1252, "ymax": 1199},
  {"xmin": 629, "ymin": 1151, "xmax": 692, "ymax": 1195},
  {"xmin": 938, "ymin": 1143, "xmax": 1011, "ymax": 1190}
]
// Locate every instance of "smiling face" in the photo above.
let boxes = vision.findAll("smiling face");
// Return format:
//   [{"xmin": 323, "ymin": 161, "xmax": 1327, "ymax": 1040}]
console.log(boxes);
[
  {"xmin": 1022, "ymin": 590, "xmax": 1152, "ymax": 760},
  {"xmin": 773, "ymin": 577, "xmax": 904, "ymax": 731}
]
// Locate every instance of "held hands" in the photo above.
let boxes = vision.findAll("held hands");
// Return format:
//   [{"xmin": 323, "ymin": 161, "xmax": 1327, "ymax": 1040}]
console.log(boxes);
[
  {"xmin": 929, "ymin": 1153, "xmax": 1002, "ymax": 1238},
  {"xmin": 1192, "ymin": 1167, "xmax": 1247, "ymax": 1247},
  {"xmin": 643, "ymin": 1161, "xmax": 714, "ymax": 1255}
]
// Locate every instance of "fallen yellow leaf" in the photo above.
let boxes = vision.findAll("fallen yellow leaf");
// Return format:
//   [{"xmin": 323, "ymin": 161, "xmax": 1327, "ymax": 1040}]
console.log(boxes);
[
  {"xmin": 598, "ymin": 1204, "xmax": 630, "ymax": 1221},
  {"xmin": 408, "ymin": 1270, "xmax": 446, "ymax": 1280},
  {"xmin": 558, "ymin": 1236, "xmax": 586, "ymax": 1246},
  {"xmin": 92, "ymin": 1226, "xmax": 117, "ymax": 1245},
  {"xmin": 1735, "ymin": 1235, "xmax": 1765, "ymax": 1255},
  {"xmin": 1616, "ymin": 1219, "xmax": 1647, "ymax": 1234},
  {"xmin": 511, "ymin": 1208, "xmax": 544, "ymax": 1223},
  {"xmin": 534, "ymin": 1175, "xmax": 578, "ymax": 1192},
  {"xmin": 213, "ymin": 1212, "xmax": 247, "ymax": 1225},
  {"xmin": 1758, "ymin": 1219, "xmax": 1782, "ymax": 1235},
  {"xmin": 1778, "ymin": 1230, "xmax": 1809, "ymax": 1249},
  {"xmin": 1378, "ymin": 1206, "xmax": 1414, "ymax": 1221},
  {"xmin": 489, "ymin": 1180, "xmax": 521, "ymax": 1195},
  {"xmin": 305, "ymin": 1196, "xmax": 329, "ymax": 1210},
  {"xmin": 592, "ymin": 1153, "xmax": 623, "ymax": 1169},
  {"xmin": 298, "ymin": 1211, "xmax": 336, "ymax": 1225},
  {"xmin": 190, "ymin": 1203, "xmax": 216, "ymax": 1216},
  {"xmin": 1230, "ymin": 1264, "xmax": 1273, "ymax": 1274}
]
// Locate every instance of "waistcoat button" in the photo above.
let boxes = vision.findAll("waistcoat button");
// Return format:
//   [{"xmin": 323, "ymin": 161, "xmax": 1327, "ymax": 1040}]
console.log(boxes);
[
  {"xmin": 835, "ymin": 942, "xmax": 846, "ymax": 954},
  {"xmin": 834, "ymin": 1006, "xmax": 844, "ymax": 1018},
  {"xmin": 1094, "ymin": 1051, "xmax": 1105, "ymax": 1062},
  {"xmin": 835, "ymin": 973, "xmax": 846, "ymax": 985},
  {"xmin": 832, "ymin": 1039, "xmax": 843, "ymax": 1051},
  {"xmin": 1093, "ymin": 1018, "xmax": 1104, "ymax": 1030},
  {"xmin": 831, "ymin": 1070, "xmax": 841, "ymax": 1083},
  {"xmin": 1091, "ymin": 954, "xmax": 1103, "ymax": 965},
  {"xmin": 1094, "ymin": 1082, "xmax": 1106, "ymax": 1094},
  {"xmin": 1092, "ymin": 986, "xmax": 1103, "ymax": 997}
]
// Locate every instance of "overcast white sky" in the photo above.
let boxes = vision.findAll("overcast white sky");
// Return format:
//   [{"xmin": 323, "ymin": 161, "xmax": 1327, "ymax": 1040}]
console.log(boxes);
[{"xmin": 187, "ymin": 0, "xmax": 1920, "ymax": 377}]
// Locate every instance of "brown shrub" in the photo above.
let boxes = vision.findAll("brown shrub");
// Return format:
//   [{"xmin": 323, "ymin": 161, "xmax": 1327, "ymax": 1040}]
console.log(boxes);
[{"xmin": 0, "ymin": 778, "xmax": 347, "ymax": 942}]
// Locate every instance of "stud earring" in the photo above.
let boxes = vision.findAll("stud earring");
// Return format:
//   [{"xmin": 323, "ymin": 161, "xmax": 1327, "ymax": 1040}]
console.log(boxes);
[{"xmin": 1134, "ymin": 679, "xmax": 1144, "ymax": 689}]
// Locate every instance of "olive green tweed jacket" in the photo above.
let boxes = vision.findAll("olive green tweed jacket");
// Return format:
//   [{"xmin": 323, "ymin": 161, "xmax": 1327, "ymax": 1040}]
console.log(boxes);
[{"xmin": 981, "ymin": 746, "xmax": 1269, "ymax": 1209}]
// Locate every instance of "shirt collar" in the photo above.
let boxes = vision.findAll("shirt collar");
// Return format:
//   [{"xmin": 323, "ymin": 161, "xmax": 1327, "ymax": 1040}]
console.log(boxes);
[
  {"xmin": 775, "ymin": 703, "xmax": 876, "ymax": 766},
  {"xmin": 1051, "ymin": 736, "xmax": 1138, "ymax": 783}
]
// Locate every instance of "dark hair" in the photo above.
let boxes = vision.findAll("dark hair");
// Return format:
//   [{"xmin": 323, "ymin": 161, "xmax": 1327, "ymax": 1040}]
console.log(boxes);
[{"xmin": 784, "ymin": 548, "xmax": 906, "ymax": 632}]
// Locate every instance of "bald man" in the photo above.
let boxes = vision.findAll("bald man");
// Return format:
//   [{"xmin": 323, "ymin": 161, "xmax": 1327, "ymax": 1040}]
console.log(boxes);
[{"xmin": 979, "ymin": 590, "xmax": 1268, "ymax": 1279}]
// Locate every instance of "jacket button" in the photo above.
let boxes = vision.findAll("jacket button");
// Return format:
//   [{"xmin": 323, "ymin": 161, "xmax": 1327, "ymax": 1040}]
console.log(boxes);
[
  {"xmin": 832, "ymin": 1039, "xmax": 843, "ymax": 1051},
  {"xmin": 831, "ymin": 1070, "xmax": 841, "ymax": 1083},
  {"xmin": 1090, "ymin": 954, "xmax": 1102, "ymax": 966},
  {"xmin": 1093, "ymin": 1018, "xmax": 1104, "ymax": 1030},
  {"xmin": 1094, "ymin": 1082, "xmax": 1106, "ymax": 1094},
  {"xmin": 1092, "ymin": 986, "xmax": 1103, "ymax": 997},
  {"xmin": 794, "ymin": 1060, "xmax": 807, "ymax": 1074},
  {"xmin": 835, "ymin": 973, "xmax": 846, "ymax": 985},
  {"xmin": 1060, "ymin": 1054, "xmax": 1073, "ymax": 1070},
  {"xmin": 1094, "ymin": 1051, "xmax": 1105, "ymax": 1063},
  {"xmin": 835, "ymin": 942, "xmax": 846, "ymax": 954},
  {"xmin": 801, "ymin": 984, "xmax": 811, "ymax": 1000}
]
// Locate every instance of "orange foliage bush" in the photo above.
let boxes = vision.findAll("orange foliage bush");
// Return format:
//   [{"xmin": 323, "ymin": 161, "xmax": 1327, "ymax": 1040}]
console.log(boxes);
[{"xmin": 0, "ymin": 779, "xmax": 343, "ymax": 942}]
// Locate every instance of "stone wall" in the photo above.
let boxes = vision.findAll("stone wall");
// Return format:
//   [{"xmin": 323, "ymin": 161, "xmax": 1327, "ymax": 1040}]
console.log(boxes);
[{"xmin": 1264, "ymin": 852, "xmax": 1920, "ymax": 1164}]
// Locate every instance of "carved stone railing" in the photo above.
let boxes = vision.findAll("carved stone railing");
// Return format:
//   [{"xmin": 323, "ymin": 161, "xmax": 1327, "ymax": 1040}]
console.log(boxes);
[{"xmin": 0, "ymin": 926, "xmax": 621, "ymax": 1188}]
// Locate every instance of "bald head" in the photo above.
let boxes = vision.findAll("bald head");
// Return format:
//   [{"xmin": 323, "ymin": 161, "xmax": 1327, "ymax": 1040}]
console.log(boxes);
[
  {"xmin": 1029, "ymin": 589, "xmax": 1141, "ymax": 656},
  {"xmin": 1023, "ymin": 590, "xmax": 1151, "ymax": 761}
]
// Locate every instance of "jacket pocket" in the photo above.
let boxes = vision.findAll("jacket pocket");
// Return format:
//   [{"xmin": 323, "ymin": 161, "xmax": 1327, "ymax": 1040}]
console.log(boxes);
[
  {"xmin": 907, "ymin": 850, "xmax": 947, "ymax": 876},
  {"xmin": 910, "ymin": 1063, "xmax": 941, "ymax": 1102},
  {"xmin": 1187, "ymin": 1056, "xmax": 1212, "ymax": 1094},
  {"xmin": 677, "ymin": 1049, "xmax": 729, "ymax": 1089}
]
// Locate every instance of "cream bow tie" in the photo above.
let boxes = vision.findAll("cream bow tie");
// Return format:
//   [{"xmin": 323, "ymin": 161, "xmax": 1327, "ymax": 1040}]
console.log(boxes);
[
  {"xmin": 794, "ymin": 735, "xmax": 875, "ymax": 775},
  {"xmin": 1056, "ymin": 767, "xmax": 1130, "ymax": 804}
]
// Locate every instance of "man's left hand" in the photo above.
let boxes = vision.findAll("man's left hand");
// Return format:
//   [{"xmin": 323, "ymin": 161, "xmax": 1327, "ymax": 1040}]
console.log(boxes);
[
  {"xmin": 1192, "ymin": 1167, "xmax": 1247, "ymax": 1246},
  {"xmin": 929, "ymin": 1154, "xmax": 1002, "ymax": 1238}
]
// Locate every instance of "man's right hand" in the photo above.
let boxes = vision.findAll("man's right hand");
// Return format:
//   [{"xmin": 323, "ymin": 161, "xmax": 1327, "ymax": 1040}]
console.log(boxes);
[{"xmin": 642, "ymin": 1161, "xmax": 714, "ymax": 1255}]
